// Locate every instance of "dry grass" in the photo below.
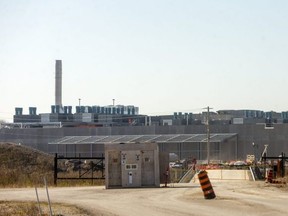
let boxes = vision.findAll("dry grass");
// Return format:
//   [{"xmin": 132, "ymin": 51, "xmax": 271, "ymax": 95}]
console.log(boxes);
[
  {"xmin": 0, "ymin": 142, "xmax": 105, "ymax": 187},
  {"xmin": 0, "ymin": 143, "xmax": 54, "ymax": 187},
  {"xmin": 0, "ymin": 201, "xmax": 90, "ymax": 216},
  {"xmin": 0, "ymin": 143, "xmax": 96, "ymax": 215}
]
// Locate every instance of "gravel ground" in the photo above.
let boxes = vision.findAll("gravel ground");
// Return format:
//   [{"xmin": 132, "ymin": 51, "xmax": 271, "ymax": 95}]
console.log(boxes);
[{"xmin": 0, "ymin": 180, "xmax": 287, "ymax": 216}]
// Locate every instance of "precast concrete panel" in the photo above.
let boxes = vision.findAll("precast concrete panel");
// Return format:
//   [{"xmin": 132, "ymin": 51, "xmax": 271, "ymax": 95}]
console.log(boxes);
[
  {"xmin": 121, "ymin": 150, "xmax": 142, "ymax": 187},
  {"xmin": 75, "ymin": 144, "xmax": 91, "ymax": 157},
  {"xmin": 91, "ymin": 144, "xmax": 104, "ymax": 157},
  {"xmin": 7, "ymin": 124, "xmax": 288, "ymax": 162},
  {"xmin": 141, "ymin": 150, "xmax": 155, "ymax": 186},
  {"xmin": 160, "ymin": 143, "xmax": 179, "ymax": 155},
  {"xmin": 54, "ymin": 144, "xmax": 66, "ymax": 156},
  {"xmin": 61, "ymin": 144, "xmax": 76, "ymax": 157},
  {"xmin": 220, "ymin": 139, "xmax": 237, "ymax": 161},
  {"xmin": 209, "ymin": 142, "xmax": 220, "ymax": 161},
  {"xmin": 181, "ymin": 143, "xmax": 200, "ymax": 159},
  {"xmin": 106, "ymin": 150, "xmax": 121, "ymax": 187}
]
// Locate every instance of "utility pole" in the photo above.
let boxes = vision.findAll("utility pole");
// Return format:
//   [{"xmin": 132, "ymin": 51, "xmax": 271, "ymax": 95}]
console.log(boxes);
[{"xmin": 203, "ymin": 106, "xmax": 213, "ymax": 164}]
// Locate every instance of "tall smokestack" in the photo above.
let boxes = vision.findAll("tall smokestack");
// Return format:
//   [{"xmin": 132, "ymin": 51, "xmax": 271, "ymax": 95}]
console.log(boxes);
[{"xmin": 55, "ymin": 60, "xmax": 62, "ymax": 107}]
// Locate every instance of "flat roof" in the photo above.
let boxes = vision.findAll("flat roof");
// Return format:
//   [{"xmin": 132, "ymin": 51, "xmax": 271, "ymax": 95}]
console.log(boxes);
[{"xmin": 49, "ymin": 133, "xmax": 237, "ymax": 145}]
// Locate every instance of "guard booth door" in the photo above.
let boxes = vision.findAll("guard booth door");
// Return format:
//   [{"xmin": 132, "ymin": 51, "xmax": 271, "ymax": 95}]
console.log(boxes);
[{"xmin": 121, "ymin": 150, "xmax": 142, "ymax": 187}]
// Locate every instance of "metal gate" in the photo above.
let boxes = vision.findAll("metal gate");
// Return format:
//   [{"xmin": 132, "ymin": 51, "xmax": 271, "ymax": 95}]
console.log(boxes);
[{"xmin": 54, "ymin": 153, "xmax": 105, "ymax": 186}]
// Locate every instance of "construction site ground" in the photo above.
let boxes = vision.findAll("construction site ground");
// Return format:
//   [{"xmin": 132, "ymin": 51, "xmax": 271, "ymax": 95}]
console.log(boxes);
[{"xmin": 0, "ymin": 179, "xmax": 287, "ymax": 216}]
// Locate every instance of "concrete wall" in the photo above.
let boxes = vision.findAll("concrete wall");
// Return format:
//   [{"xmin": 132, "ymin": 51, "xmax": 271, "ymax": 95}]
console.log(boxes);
[
  {"xmin": 193, "ymin": 170, "xmax": 251, "ymax": 181},
  {"xmin": 228, "ymin": 124, "xmax": 288, "ymax": 159},
  {"xmin": 1, "ymin": 124, "xmax": 288, "ymax": 160}
]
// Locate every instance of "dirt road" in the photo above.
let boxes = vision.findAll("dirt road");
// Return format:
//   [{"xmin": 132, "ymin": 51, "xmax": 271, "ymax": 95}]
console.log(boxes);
[{"xmin": 0, "ymin": 180, "xmax": 287, "ymax": 216}]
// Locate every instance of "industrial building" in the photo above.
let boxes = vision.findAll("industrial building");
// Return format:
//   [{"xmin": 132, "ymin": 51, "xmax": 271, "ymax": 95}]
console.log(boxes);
[
  {"xmin": 1, "ymin": 60, "xmax": 288, "ymax": 164},
  {"xmin": 13, "ymin": 105, "xmax": 141, "ymax": 127},
  {"xmin": 9, "ymin": 60, "xmax": 288, "ymax": 128}
]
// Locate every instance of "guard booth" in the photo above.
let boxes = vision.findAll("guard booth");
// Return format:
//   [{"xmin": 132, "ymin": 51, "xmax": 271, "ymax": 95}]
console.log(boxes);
[{"xmin": 105, "ymin": 142, "xmax": 167, "ymax": 188}]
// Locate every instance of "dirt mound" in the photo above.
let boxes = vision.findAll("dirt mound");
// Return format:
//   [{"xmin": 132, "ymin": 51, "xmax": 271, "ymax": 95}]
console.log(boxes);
[{"xmin": 0, "ymin": 142, "xmax": 54, "ymax": 187}]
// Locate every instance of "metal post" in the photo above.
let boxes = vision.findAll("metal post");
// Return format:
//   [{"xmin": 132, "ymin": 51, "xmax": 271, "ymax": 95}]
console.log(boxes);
[
  {"xmin": 102, "ymin": 154, "xmax": 104, "ymax": 178},
  {"xmin": 44, "ymin": 177, "xmax": 53, "ymax": 216},
  {"xmin": 252, "ymin": 142, "xmax": 257, "ymax": 165},
  {"xmin": 35, "ymin": 187, "xmax": 42, "ymax": 216},
  {"xmin": 263, "ymin": 153, "xmax": 267, "ymax": 179},
  {"xmin": 79, "ymin": 153, "xmax": 81, "ymax": 178},
  {"xmin": 281, "ymin": 152, "xmax": 285, "ymax": 177},
  {"xmin": 164, "ymin": 168, "xmax": 169, "ymax": 187},
  {"xmin": 54, "ymin": 153, "xmax": 58, "ymax": 186},
  {"xmin": 91, "ymin": 162, "xmax": 94, "ymax": 185}
]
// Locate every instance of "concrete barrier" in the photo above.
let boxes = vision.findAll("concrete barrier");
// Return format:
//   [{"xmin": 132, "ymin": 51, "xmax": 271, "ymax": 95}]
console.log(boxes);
[{"xmin": 191, "ymin": 169, "xmax": 252, "ymax": 183}]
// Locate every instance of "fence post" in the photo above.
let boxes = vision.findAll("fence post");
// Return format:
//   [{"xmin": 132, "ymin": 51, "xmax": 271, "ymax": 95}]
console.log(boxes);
[
  {"xmin": 281, "ymin": 152, "xmax": 285, "ymax": 177},
  {"xmin": 54, "ymin": 153, "xmax": 58, "ymax": 186}
]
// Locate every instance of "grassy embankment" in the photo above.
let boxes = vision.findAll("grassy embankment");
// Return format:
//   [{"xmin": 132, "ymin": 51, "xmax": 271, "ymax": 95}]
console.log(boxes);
[{"xmin": 0, "ymin": 142, "xmax": 100, "ymax": 215}]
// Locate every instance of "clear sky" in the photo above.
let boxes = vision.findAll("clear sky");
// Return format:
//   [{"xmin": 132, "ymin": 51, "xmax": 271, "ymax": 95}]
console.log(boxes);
[{"xmin": 1, "ymin": 0, "xmax": 288, "ymax": 122}]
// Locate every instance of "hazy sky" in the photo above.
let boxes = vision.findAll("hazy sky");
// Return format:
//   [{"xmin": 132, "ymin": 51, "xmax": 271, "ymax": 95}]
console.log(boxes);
[{"xmin": 1, "ymin": 0, "xmax": 288, "ymax": 122}]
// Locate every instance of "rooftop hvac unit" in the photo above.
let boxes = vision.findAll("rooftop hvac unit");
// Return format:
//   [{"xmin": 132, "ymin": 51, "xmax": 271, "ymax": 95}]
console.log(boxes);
[
  {"xmin": 76, "ymin": 106, "xmax": 80, "ymax": 113},
  {"xmin": 134, "ymin": 107, "xmax": 139, "ymax": 115},
  {"xmin": 85, "ymin": 106, "xmax": 92, "ymax": 113},
  {"xmin": 127, "ymin": 107, "xmax": 131, "ymax": 115},
  {"xmin": 281, "ymin": 112, "xmax": 288, "ymax": 119},
  {"xmin": 76, "ymin": 106, "xmax": 85, "ymax": 113},
  {"xmin": 68, "ymin": 106, "xmax": 72, "ymax": 114},
  {"xmin": 112, "ymin": 107, "xmax": 116, "ymax": 114},
  {"xmin": 15, "ymin": 107, "xmax": 23, "ymax": 116},
  {"xmin": 64, "ymin": 106, "xmax": 72, "ymax": 114},
  {"xmin": 92, "ymin": 106, "xmax": 99, "ymax": 114},
  {"xmin": 64, "ymin": 106, "xmax": 67, "ymax": 114},
  {"xmin": 55, "ymin": 105, "xmax": 60, "ymax": 114},
  {"xmin": 173, "ymin": 112, "xmax": 177, "ymax": 119},
  {"xmin": 51, "ymin": 105, "xmax": 56, "ymax": 114},
  {"xmin": 100, "ymin": 107, "xmax": 105, "ymax": 114},
  {"xmin": 80, "ymin": 106, "xmax": 85, "ymax": 113},
  {"xmin": 29, "ymin": 107, "xmax": 37, "ymax": 115},
  {"xmin": 120, "ymin": 107, "xmax": 124, "ymax": 115},
  {"xmin": 116, "ymin": 107, "xmax": 121, "ymax": 114},
  {"xmin": 106, "ymin": 107, "xmax": 112, "ymax": 114}
]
